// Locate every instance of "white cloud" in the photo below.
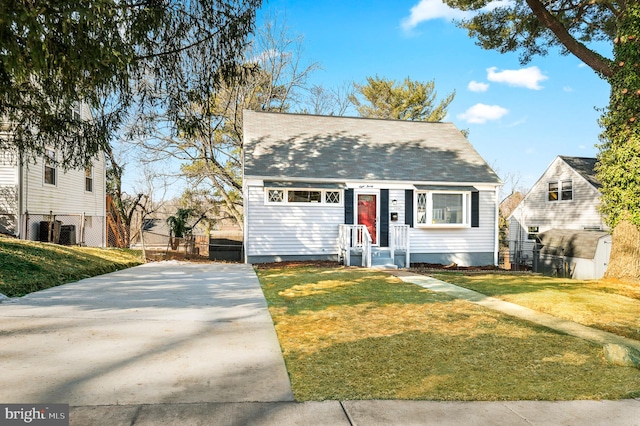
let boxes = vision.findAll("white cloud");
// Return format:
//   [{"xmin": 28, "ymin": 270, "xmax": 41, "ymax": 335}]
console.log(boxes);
[
  {"xmin": 401, "ymin": 0, "xmax": 468, "ymax": 31},
  {"xmin": 468, "ymin": 81, "xmax": 489, "ymax": 92},
  {"xmin": 486, "ymin": 66, "xmax": 548, "ymax": 90},
  {"xmin": 402, "ymin": 0, "xmax": 512, "ymax": 31},
  {"xmin": 563, "ymin": 86, "xmax": 574, "ymax": 92},
  {"xmin": 458, "ymin": 103, "xmax": 509, "ymax": 124},
  {"xmin": 506, "ymin": 117, "xmax": 527, "ymax": 127}
]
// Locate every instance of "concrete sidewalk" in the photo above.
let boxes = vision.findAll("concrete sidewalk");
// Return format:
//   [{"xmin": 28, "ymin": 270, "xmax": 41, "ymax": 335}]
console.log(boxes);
[
  {"xmin": 69, "ymin": 399, "xmax": 640, "ymax": 425},
  {"xmin": 0, "ymin": 262, "xmax": 293, "ymax": 405}
]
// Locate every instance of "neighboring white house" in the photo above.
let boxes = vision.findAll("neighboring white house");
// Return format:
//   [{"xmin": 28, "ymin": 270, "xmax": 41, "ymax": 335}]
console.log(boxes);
[
  {"xmin": 508, "ymin": 156, "xmax": 611, "ymax": 278},
  {"xmin": 0, "ymin": 103, "xmax": 106, "ymax": 246},
  {"xmin": 242, "ymin": 110, "xmax": 502, "ymax": 268}
]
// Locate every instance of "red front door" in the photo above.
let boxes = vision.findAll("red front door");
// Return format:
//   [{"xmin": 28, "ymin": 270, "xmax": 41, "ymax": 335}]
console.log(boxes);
[{"xmin": 357, "ymin": 194, "xmax": 377, "ymax": 245}]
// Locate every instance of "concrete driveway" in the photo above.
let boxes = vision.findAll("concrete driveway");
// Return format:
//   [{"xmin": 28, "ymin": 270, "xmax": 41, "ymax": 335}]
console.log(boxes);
[{"xmin": 0, "ymin": 262, "xmax": 294, "ymax": 405}]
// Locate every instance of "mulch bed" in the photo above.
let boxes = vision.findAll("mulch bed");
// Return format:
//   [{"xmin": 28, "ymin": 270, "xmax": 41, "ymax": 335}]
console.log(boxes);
[
  {"xmin": 253, "ymin": 260, "xmax": 508, "ymax": 273},
  {"xmin": 253, "ymin": 260, "xmax": 342, "ymax": 269}
]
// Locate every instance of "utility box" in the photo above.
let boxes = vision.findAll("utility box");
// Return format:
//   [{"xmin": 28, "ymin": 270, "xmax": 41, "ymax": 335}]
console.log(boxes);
[
  {"xmin": 209, "ymin": 238, "xmax": 242, "ymax": 262},
  {"xmin": 39, "ymin": 220, "xmax": 62, "ymax": 244}
]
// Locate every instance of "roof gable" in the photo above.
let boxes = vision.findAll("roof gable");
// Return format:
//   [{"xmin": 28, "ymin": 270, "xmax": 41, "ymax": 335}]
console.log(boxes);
[
  {"xmin": 559, "ymin": 156, "xmax": 600, "ymax": 189},
  {"xmin": 243, "ymin": 111, "xmax": 501, "ymax": 184},
  {"xmin": 509, "ymin": 155, "xmax": 600, "ymax": 219}
]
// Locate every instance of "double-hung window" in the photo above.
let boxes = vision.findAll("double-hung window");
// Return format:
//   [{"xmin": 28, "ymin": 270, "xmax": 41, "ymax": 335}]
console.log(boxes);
[
  {"xmin": 416, "ymin": 190, "xmax": 469, "ymax": 227},
  {"xmin": 44, "ymin": 149, "xmax": 57, "ymax": 186},
  {"xmin": 548, "ymin": 180, "xmax": 573, "ymax": 201},
  {"xmin": 85, "ymin": 165, "xmax": 94, "ymax": 192}
]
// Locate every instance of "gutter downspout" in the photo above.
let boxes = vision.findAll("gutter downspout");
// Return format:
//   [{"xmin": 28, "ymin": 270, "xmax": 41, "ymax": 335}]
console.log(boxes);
[
  {"xmin": 494, "ymin": 185, "xmax": 500, "ymax": 266},
  {"xmin": 17, "ymin": 152, "xmax": 24, "ymax": 239}
]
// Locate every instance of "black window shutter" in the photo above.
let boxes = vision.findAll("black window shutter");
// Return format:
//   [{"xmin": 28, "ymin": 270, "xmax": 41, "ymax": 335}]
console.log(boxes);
[
  {"xmin": 380, "ymin": 189, "xmax": 389, "ymax": 247},
  {"xmin": 345, "ymin": 189, "xmax": 354, "ymax": 224},
  {"xmin": 471, "ymin": 191, "xmax": 480, "ymax": 228},
  {"xmin": 405, "ymin": 189, "xmax": 413, "ymax": 227}
]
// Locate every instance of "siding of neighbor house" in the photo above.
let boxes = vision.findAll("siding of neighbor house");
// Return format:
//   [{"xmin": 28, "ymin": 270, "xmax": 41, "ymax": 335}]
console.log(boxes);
[
  {"xmin": 509, "ymin": 156, "xmax": 605, "ymax": 244},
  {"xmin": 0, "ymin": 158, "xmax": 17, "ymax": 187},
  {"xmin": 0, "ymin": 103, "xmax": 106, "ymax": 244},
  {"xmin": 508, "ymin": 156, "xmax": 610, "ymax": 276},
  {"xmin": 21, "ymin": 152, "xmax": 106, "ymax": 217}
]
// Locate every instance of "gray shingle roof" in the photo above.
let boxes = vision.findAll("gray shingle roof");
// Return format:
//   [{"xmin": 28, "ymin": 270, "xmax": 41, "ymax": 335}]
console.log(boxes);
[
  {"xmin": 538, "ymin": 228, "xmax": 610, "ymax": 259},
  {"xmin": 560, "ymin": 156, "xmax": 601, "ymax": 189},
  {"xmin": 243, "ymin": 110, "xmax": 501, "ymax": 184}
]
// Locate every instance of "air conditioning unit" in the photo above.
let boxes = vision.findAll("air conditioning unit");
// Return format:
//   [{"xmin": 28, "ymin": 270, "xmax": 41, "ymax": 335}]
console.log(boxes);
[{"xmin": 60, "ymin": 225, "xmax": 76, "ymax": 245}]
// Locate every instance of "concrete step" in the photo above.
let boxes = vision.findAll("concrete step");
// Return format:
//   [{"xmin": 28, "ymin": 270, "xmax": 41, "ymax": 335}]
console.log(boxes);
[{"xmin": 370, "ymin": 247, "xmax": 396, "ymax": 269}]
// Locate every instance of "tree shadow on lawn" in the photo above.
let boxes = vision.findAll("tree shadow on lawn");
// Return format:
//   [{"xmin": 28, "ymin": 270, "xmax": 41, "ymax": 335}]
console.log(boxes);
[
  {"xmin": 284, "ymin": 329, "xmax": 640, "ymax": 402},
  {"xmin": 425, "ymin": 272, "xmax": 640, "ymax": 300},
  {"xmin": 257, "ymin": 266, "xmax": 452, "ymax": 316}
]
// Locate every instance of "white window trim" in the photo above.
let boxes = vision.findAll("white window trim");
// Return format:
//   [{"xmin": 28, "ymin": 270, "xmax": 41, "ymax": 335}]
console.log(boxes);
[
  {"xmin": 85, "ymin": 164, "xmax": 94, "ymax": 193},
  {"xmin": 415, "ymin": 190, "xmax": 471, "ymax": 228},
  {"xmin": 265, "ymin": 188, "xmax": 343, "ymax": 206},
  {"xmin": 547, "ymin": 180, "xmax": 573, "ymax": 202},
  {"xmin": 43, "ymin": 148, "xmax": 57, "ymax": 187}
]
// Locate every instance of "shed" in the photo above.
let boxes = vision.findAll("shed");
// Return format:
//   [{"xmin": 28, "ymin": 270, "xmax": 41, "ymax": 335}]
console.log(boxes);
[{"xmin": 535, "ymin": 229, "xmax": 612, "ymax": 279}]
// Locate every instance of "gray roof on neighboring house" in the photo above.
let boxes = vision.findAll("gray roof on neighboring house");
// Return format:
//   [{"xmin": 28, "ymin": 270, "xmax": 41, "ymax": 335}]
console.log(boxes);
[
  {"xmin": 560, "ymin": 156, "xmax": 601, "ymax": 189},
  {"xmin": 243, "ymin": 110, "xmax": 501, "ymax": 184},
  {"xmin": 537, "ymin": 228, "xmax": 610, "ymax": 259}
]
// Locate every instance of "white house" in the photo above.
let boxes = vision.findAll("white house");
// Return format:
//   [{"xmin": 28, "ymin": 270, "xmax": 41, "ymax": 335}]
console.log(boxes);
[
  {"xmin": 0, "ymin": 103, "xmax": 106, "ymax": 247},
  {"xmin": 508, "ymin": 156, "xmax": 611, "ymax": 278},
  {"xmin": 242, "ymin": 110, "xmax": 502, "ymax": 268}
]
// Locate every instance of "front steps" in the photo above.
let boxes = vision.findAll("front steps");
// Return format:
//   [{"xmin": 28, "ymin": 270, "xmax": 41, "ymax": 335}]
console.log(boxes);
[
  {"xmin": 370, "ymin": 247, "xmax": 398, "ymax": 269},
  {"xmin": 344, "ymin": 247, "xmax": 406, "ymax": 269}
]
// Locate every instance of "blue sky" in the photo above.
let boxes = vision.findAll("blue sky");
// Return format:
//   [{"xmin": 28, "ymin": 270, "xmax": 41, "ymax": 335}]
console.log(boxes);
[{"xmin": 256, "ymin": 0, "xmax": 611, "ymax": 195}]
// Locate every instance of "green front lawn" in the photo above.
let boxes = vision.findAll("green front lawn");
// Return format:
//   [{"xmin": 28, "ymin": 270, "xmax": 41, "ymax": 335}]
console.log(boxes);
[
  {"xmin": 426, "ymin": 272, "xmax": 640, "ymax": 342},
  {"xmin": 0, "ymin": 236, "xmax": 143, "ymax": 297},
  {"xmin": 256, "ymin": 265, "xmax": 640, "ymax": 401}
]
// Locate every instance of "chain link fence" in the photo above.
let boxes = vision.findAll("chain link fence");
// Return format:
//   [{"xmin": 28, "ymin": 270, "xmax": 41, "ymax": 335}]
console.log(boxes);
[
  {"xmin": 24, "ymin": 213, "xmax": 105, "ymax": 247},
  {"xmin": 131, "ymin": 227, "xmax": 243, "ymax": 262},
  {"xmin": 132, "ymin": 227, "xmax": 212, "ymax": 261},
  {"xmin": 502, "ymin": 239, "xmax": 569, "ymax": 277}
]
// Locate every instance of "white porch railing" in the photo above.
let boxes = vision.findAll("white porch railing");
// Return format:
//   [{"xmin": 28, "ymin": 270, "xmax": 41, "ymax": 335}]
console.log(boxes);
[
  {"xmin": 390, "ymin": 224, "xmax": 410, "ymax": 268},
  {"xmin": 338, "ymin": 224, "xmax": 372, "ymax": 267}
]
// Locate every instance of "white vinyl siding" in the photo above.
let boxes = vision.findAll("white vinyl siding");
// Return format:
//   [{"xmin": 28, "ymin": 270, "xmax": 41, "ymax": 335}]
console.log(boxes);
[
  {"xmin": 247, "ymin": 186, "xmax": 343, "ymax": 256},
  {"xmin": 0, "ymin": 159, "xmax": 18, "ymax": 217},
  {"xmin": 409, "ymin": 191, "xmax": 496, "ymax": 254},
  {"xmin": 511, "ymin": 157, "xmax": 605, "ymax": 235},
  {"xmin": 22, "ymin": 152, "xmax": 106, "ymax": 216},
  {"xmin": 0, "ymin": 163, "xmax": 17, "ymax": 187},
  {"xmin": 389, "ymin": 189, "xmax": 405, "ymax": 225},
  {"xmin": 247, "ymin": 185, "xmax": 497, "ymax": 258}
]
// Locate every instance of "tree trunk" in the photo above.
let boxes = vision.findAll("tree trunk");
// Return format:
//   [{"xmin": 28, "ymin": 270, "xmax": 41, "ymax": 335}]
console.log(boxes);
[
  {"xmin": 605, "ymin": 219, "xmax": 640, "ymax": 280},
  {"xmin": 597, "ymin": 4, "xmax": 640, "ymax": 280}
]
